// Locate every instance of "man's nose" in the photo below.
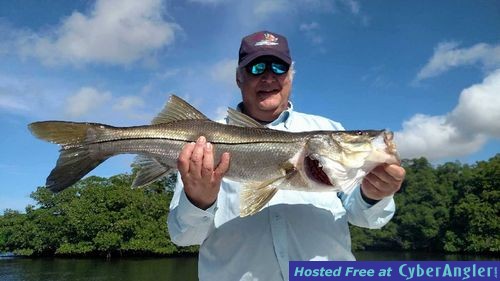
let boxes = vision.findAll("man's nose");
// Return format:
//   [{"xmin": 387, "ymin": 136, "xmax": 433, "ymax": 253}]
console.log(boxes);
[{"xmin": 259, "ymin": 69, "xmax": 276, "ymax": 82}]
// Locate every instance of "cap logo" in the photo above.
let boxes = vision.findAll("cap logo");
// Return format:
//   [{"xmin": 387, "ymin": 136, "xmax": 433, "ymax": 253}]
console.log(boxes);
[{"xmin": 254, "ymin": 33, "xmax": 279, "ymax": 46}]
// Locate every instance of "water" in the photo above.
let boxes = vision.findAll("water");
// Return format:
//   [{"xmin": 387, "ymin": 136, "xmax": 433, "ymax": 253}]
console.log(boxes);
[
  {"xmin": 0, "ymin": 257, "xmax": 198, "ymax": 281},
  {"xmin": 1, "ymin": 252, "xmax": 497, "ymax": 281}
]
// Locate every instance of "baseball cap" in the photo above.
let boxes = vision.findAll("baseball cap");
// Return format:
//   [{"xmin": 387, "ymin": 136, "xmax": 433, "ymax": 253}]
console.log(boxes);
[{"xmin": 238, "ymin": 31, "xmax": 292, "ymax": 68}]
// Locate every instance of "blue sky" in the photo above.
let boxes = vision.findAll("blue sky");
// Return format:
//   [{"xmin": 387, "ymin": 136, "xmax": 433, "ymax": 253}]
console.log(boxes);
[{"xmin": 0, "ymin": 0, "xmax": 499, "ymax": 212}]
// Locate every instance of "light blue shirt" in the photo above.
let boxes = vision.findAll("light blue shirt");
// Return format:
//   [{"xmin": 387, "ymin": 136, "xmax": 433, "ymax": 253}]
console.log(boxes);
[{"xmin": 167, "ymin": 103, "xmax": 396, "ymax": 281}]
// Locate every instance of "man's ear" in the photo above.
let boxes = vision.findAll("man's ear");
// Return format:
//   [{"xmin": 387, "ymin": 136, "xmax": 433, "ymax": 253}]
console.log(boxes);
[{"xmin": 236, "ymin": 73, "xmax": 242, "ymax": 88}]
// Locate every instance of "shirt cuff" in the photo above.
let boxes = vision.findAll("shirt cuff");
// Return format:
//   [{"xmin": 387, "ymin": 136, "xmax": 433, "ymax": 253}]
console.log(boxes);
[
  {"xmin": 360, "ymin": 187, "xmax": 381, "ymax": 205},
  {"xmin": 356, "ymin": 188, "xmax": 395, "ymax": 228},
  {"xmin": 176, "ymin": 190, "xmax": 218, "ymax": 224},
  {"xmin": 355, "ymin": 186, "xmax": 391, "ymax": 210}
]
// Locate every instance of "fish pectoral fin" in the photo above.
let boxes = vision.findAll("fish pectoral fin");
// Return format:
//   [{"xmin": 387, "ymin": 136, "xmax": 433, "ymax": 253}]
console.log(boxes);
[
  {"xmin": 239, "ymin": 177, "xmax": 284, "ymax": 217},
  {"xmin": 227, "ymin": 108, "xmax": 267, "ymax": 128},
  {"xmin": 279, "ymin": 161, "xmax": 310, "ymax": 188},
  {"xmin": 132, "ymin": 156, "xmax": 174, "ymax": 187},
  {"xmin": 151, "ymin": 95, "xmax": 209, "ymax": 125},
  {"xmin": 285, "ymin": 170, "xmax": 309, "ymax": 188}
]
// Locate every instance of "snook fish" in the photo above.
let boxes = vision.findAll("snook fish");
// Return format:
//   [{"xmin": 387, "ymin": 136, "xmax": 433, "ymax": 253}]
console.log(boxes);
[{"xmin": 29, "ymin": 95, "xmax": 400, "ymax": 216}]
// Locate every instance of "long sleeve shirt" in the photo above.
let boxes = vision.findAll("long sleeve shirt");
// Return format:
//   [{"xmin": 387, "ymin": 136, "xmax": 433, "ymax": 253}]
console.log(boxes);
[{"xmin": 167, "ymin": 104, "xmax": 396, "ymax": 281}]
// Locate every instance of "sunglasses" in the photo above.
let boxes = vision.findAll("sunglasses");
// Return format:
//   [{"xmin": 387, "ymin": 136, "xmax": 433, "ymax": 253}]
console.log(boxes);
[{"xmin": 246, "ymin": 61, "xmax": 289, "ymax": 76}]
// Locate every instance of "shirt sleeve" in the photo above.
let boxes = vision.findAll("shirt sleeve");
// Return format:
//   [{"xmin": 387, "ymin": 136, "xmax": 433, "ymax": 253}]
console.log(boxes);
[
  {"xmin": 167, "ymin": 175, "xmax": 217, "ymax": 246},
  {"xmin": 340, "ymin": 185, "xmax": 396, "ymax": 229}
]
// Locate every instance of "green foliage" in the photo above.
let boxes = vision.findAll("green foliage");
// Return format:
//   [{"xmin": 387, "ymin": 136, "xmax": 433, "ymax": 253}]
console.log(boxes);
[
  {"xmin": 350, "ymin": 154, "xmax": 499, "ymax": 254},
  {"xmin": 0, "ymin": 173, "xmax": 192, "ymax": 257}
]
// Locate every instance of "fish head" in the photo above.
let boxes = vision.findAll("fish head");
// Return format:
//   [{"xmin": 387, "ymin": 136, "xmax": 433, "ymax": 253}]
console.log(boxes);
[{"xmin": 303, "ymin": 130, "xmax": 400, "ymax": 192}]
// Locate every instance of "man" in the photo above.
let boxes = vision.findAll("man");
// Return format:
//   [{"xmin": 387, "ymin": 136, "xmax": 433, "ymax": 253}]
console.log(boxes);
[{"xmin": 168, "ymin": 31, "xmax": 405, "ymax": 281}]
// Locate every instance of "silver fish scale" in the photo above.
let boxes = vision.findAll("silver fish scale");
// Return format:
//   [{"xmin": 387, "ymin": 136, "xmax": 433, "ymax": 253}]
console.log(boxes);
[
  {"xmin": 90, "ymin": 135, "xmax": 305, "ymax": 183},
  {"xmin": 92, "ymin": 120, "xmax": 309, "ymax": 145}
]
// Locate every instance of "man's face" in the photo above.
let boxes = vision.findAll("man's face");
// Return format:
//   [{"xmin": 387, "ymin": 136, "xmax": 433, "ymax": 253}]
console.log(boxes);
[{"xmin": 238, "ymin": 56, "xmax": 292, "ymax": 122}]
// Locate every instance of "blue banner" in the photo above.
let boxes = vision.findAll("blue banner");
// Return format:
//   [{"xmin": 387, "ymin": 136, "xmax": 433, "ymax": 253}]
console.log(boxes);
[{"xmin": 289, "ymin": 261, "xmax": 499, "ymax": 281}]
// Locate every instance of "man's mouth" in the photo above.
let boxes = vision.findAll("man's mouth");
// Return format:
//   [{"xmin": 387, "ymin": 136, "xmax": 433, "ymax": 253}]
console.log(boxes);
[{"xmin": 257, "ymin": 89, "xmax": 280, "ymax": 96}]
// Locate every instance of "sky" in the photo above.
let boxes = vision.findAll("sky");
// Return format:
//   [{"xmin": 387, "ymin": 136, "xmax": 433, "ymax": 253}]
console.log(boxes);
[{"xmin": 0, "ymin": 0, "xmax": 499, "ymax": 212}]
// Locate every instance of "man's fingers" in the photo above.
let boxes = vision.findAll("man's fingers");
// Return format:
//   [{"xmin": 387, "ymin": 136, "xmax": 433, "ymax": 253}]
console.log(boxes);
[
  {"xmin": 214, "ymin": 152, "xmax": 230, "ymax": 180},
  {"xmin": 364, "ymin": 173, "xmax": 386, "ymax": 190},
  {"xmin": 363, "ymin": 163, "xmax": 405, "ymax": 200},
  {"xmin": 385, "ymin": 164, "xmax": 406, "ymax": 181},
  {"xmin": 201, "ymin": 142, "xmax": 214, "ymax": 178},
  {"xmin": 177, "ymin": 142, "xmax": 195, "ymax": 174},
  {"xmin": 368, "ymin": 165, "xmax": 396, "ymax": 184},
  {"xmin": 189, "ymin": 136, "xmax": 206, "ymax": 175},
  {"xmin": 362, "ymin": 176, "xmax": 385, "ymax": 199},
  {"xmin": 369, "ymin": 164, "xmax": 406, "ymax": 186}
]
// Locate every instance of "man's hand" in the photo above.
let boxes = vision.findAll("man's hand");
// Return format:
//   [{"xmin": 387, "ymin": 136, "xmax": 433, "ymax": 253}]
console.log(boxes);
[
  {"xmin": 361, "ymin": 164, "xmax": 406, "ymax": 201},
  {"xmin": 177, "ymin": 136, "xmax": 230, "ymax": 210}
]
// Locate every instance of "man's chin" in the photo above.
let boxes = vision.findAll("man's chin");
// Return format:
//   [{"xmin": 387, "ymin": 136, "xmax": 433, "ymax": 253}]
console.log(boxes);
[{"xmin": 257, "ymin": 98, "xmax": 279, "ymax": 109}]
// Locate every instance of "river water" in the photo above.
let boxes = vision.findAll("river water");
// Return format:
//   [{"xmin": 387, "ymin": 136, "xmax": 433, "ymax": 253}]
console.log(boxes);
[{"xmin": 0, "ymin": 252, "xmax": 497, "ymax": 281}]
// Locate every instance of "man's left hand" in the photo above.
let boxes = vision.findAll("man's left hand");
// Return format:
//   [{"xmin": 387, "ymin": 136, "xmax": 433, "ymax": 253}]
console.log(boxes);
[{"xmin": 361, "ymin": 164, "xmax": 406, "ymax": 201}]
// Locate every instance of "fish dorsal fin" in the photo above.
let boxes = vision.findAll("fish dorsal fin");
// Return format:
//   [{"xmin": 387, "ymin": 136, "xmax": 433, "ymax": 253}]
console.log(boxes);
[
  {"xmin": 227, "ymin": 108, "xmax": 266, "ymax": 128},
  {"xmin": 152, "ymin": 95, "xmax": 209, "ymax": 125}
]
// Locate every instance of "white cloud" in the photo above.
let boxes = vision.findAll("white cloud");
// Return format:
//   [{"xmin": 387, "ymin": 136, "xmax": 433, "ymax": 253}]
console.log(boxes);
[
  {"xmin": 15, "ymin": 0, "xmax": 180, "ymax": 66},
  {"xmin": 113, "ymin": 96, "xmax": 145, "ymax": 112},
  {"xmin": 416, "ymin": 42, "xmax": 500, "ymax": 81},
  {"xmin": 299, "ymin": 22, "xmax": 319, "ymax": 32},
  {"xmin": 341, "ymin": 0, "xmax": 360, "ymax": 15},
  {"xmin": 0, "ymin": 95, "xmax": 29, "ymax": 111},
  {"xmin": 188, "ymin": 0, "xmax": 227, "ymax": 4},
  {"xmin": 361, "ymin": 66, "xmax": 395, "ymax": 89},
  {"xmin": 210, "ymin": 59, "xmax": 238, "ymax": 88},
  {"xmin": 0, "ymin": 95, "xmax": 30, "ymax": 111},
  {"xmin": 299, "ymin": 21, "xmax": 325, "ymax": 53},
  {"xmin": 64, "ymin": 87, "xmax": 112, "ymax": 118},
  {"xmin": 0, "ymin": 74, "xmax": 64, "ymax": 116},
  {"xmin": 214, "ymin": 105, "xmax": 229, "ymax": 121},
  {"xmin": 254, "ymin": 0, "xmax": 288, "ymax": 19},
  {"xmin": 449, "ymin": 69, "xmax": 500, "ymax": 138},
  {"xmin": 0, "ymin": 76, "xmax": 26, "ymax": 112},
  {"xmin": 396, "ymin": 69, "xmax": 500, "ymax": 160},
  {"xmin": 395, "ymin": 114, "xmax": 488, "ymax": 160}
]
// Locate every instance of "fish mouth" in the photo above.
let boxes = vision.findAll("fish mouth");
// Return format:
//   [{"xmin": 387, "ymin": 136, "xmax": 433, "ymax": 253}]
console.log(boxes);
[
  {"xmin": 383, "ymin": 130, "xmax": 401, "ymax": 164},
  {"xmin": 305, "ymin": 155, "xmax": 333, "ymax": 186}
]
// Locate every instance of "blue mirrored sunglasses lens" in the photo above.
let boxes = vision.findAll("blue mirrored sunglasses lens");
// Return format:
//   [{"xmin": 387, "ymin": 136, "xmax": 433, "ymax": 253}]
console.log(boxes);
[
  {"xmin": 250, "ymin": 62, "xmax": 266, "ymax": 75},
  {"xmin": 271, "ymin": 63, "xmax": 288, "ymax": 74}
]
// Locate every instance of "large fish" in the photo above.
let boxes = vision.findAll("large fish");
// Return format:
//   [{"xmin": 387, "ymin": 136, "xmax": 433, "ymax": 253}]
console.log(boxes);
[{"xmin": 29, "ymin": 95, "xmax": 400, "ymax": 216}]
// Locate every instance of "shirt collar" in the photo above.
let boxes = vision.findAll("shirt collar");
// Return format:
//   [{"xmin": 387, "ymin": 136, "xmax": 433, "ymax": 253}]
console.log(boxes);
[{"xmin": 235, "ymin": 101, "xmax": 294, "ymax": 129}]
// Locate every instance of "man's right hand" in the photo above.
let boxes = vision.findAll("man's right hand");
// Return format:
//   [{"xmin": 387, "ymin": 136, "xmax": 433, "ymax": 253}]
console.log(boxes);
[{"xmin": 177, "ymin": 136, "xmax": 230, "ymax": 210}]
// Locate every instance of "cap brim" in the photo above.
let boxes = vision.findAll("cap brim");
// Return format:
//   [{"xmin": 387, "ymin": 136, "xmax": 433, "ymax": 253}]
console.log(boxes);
[{"xmin": 239, "ymin": 49, "xmax": 291, "ymax": 67}]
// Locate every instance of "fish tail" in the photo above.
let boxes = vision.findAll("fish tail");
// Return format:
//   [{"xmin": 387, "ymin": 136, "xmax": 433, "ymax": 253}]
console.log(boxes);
[
  {"xmin": 28, "ymin": 121, "xmax": 109, "ymax": 147},
  {"xmin": 28, "ymin": 121, "xmax": 111, "ymax": 192}
]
